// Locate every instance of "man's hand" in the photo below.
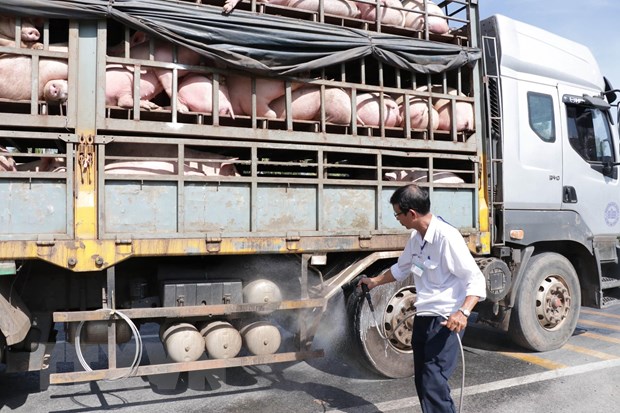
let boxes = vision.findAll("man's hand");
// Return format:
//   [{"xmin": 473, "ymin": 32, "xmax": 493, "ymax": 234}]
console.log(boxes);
[
  {"xmin": 357, "ymin": 276, "xmax": 380, "ymax": 291},
  {"xmin": 357, "ymin": 270, "xmax": 396, "ymax": 292},
  {"xmin": 441, "ymin": 311, "xmax": 468, "ymax": 333}
]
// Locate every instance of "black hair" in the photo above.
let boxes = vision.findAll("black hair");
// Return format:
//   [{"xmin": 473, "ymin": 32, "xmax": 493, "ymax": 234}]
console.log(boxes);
[{"xmin": 390, "ymin": 184, "xmax": 430, "ymax": 215}]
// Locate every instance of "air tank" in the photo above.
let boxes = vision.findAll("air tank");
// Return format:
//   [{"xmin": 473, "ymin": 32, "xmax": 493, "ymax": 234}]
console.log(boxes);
[
  {"xmin": 68, "ymin": 320, "xmax": 132, "ymax": 344},
  {"xmin": 160, "ymin": 322, "xmax": 204, "ymax": 362},
  {"xmin": 199, "ymin": 321, "xmax": 242, "ymax": 359},
  {"xmin": 242, "ymin": 279, "xmax": 283, "ymax": 315},
  {"xmin": 239, "ymin": 321, "xmax": 281, "ymax": 355}
]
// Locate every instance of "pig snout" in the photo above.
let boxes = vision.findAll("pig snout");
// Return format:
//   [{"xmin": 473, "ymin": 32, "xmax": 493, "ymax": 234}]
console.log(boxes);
[
  {"xmin": 22, "ymin": 25, "xmax": 40, "ymax": 42},
  {"xmin": 43, "ymin": 80, "xmax": 68, "ymax": 103}
]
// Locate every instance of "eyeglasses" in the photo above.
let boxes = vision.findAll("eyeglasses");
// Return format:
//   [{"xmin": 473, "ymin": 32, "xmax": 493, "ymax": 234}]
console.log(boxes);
[{"xmin": 394, "ymin": 210, "xmax": 407, "ymax": 217}]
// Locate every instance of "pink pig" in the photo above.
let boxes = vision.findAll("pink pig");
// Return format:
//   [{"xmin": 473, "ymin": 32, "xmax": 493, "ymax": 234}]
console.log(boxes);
[
  {"xmin": 399, "ymin": 96, "xmax": 439, "ymax": 130},
  {"xmin": 356, "ymin": 0, "xmax": 405, "ymax": 27},
  {"xmin": 43, "ymin": 79, "xmax": 68, "ymax": 103},
  {"xmin": 109, "ymin": 32, "xmax": 202, "ymax": 99},
  {"xmin": 402, "ymin": 0, "xmax": 450, "ymax": 34},
  {"xmin": 355, "ymin": 92, "xmax": 402, "ymax": 127},
  {"xmin": 105, "ymin": 65, "xmax": 163, "ymax": 110},
  {"xmin": 223, "ymin": 0, "xmax": 360, "ymax": 17},
  {"xmin": 433, "ymin": 88, "xmax": 474, "ymax": 132},
  {"xmin": 105, "ymin": 143, "xmax": 239, "ymax": 177},
  {"xmin": 226, "ymin": 74, "xmax": 304, "ymax": 119},
  {"xmin": 270, "ymin": 86, "xmax": 351, "ymax": 125},
  {"xmin": 0, "ymin": 16, "xmax": 42, "ymax": 49},
  {"xmin": 284, "ymin": 0, "xmax": 360, "ymax": 17},
  {"xmin": 0, "ymin": 146, "xmax": 16, "ymax": 172},
  {"xmin": 176, "ymin": 73, "xmax": 235, "ymax": 118},
  {"xmin": 0, "ymin": 56, "xmax": 68, "ymax": 101}
]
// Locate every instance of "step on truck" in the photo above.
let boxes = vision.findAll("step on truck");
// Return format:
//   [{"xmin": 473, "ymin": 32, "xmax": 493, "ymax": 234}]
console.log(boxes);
[{"xmin": 0, "ymin": 0, "xmax": 619, "ymax": 383}]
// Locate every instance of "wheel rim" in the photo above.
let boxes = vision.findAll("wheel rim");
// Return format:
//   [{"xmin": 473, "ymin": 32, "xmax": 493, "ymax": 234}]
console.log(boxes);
[
  {"xmin": 382, "ymin": 287, "xmax": 416, "ymax": 351},
  {"xmin": 535, "ymin": 275, "xmax": 571, "ymax": 330},
  {"xmin": 350, "ymin": 280, "xmax": 416, "ymax": 378}
]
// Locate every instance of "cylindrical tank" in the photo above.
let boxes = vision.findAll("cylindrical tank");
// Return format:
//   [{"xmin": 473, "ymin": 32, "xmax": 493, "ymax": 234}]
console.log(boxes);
[
  {"xmin": 199, "ymin": 321, "xmax": 242, "ymax": 359},
  {"xmin": 159, "ymin": 322, "xmax": 204, "ymax": 362},
  {"xmin": 239, "ymin": 321, "xmax": 281, "ymax": 355},
  {"xmin": 243, "ymin": 279, "xmax": 283, "ymax": 315},
  {"xmin": 68, "ymin": 320, "xmax": 132, "ymax": 344}
]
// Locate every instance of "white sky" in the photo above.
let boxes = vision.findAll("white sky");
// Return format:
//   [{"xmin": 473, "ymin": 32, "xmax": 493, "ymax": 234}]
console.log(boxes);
[{"xmin": 479, "ymin": 0, "xmax": 620, "ymax": 92}]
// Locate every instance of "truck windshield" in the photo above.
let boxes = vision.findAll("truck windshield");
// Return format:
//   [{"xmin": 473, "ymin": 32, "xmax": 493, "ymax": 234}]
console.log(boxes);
[{"xmin": 566, "ymin": 105, "xmax": 614, "ymax": 163}]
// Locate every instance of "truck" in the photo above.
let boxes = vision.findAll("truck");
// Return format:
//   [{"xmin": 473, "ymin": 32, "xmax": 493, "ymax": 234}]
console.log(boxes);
[{"xmin": 0, "ymin": 0, "xmax": 618, "ymax": 384}]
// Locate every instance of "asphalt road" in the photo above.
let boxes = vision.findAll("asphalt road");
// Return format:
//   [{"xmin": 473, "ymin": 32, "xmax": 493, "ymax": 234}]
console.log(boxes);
[{"xmin": 2, "ymin": 302, "xmax": 620, "ymax": 413}]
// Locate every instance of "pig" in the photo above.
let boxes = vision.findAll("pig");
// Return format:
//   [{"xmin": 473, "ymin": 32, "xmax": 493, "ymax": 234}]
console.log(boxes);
[
  {"xmin": 398, "ymin": 96, "xmax": 439, "ymax": 130},
  {"xmin": 176, "ymin": 73, "xmax": 235, "ymax": 118},
  {"xmin": 15, "ymin": 157, "xmax": 66, "ymax": 172},
  {"xmin": 109, "ymin": 32, "xmax": 202, "ymax": 99},
  {"xmin": 0, "ymin": 16, "xmax": 42, "ymax": 49},
  {"xmin": 0, "ymin": 56, "xmax": 68, "ymax": 101},
  {"xmin": 226, "ymin": 74, "xmax": 304, "ymax": 119},
  {"xmin": 105, "ymin": 143, "xmax": 239, "ymax": 177},
  {"xmin": 283, "ymin": 0, "xmax": 360, "ymax": 17},
  {"xmin": 355, "ymin": 92, "xmax": 402, "ymax": 127},
  {"xmin": 223, "ymin": 0, "xmax": 360, "ymax": 17},
  {"xmin": 433, "ymin": 88, "xmax": 474, "ymax": 131},
  {"xmin": 355, "ymin": 0, "xmax": 405, "ymax": 27},
  {"xmin": 270, "ymin": 86, "xmax": 352, "ymax": 125},
  {"xmin": 384, "ymin": 169, "xmax": 464, "ymax": 183},
  {"xmin": 105, "ymin": 160, "xmax": 205, "ymax": 176},
  {"xmin": 105, "ymin": 64, "xmax": 163, "ymax": 110},
  {"xmin": 0, "ymin": 146, "xmax": 16, "ymax": 172},
  {"xmin": 43, "ymin": 79, "xmax": 68, "ymax": 103},
  {"xmin": 402, "ymin": 0, "xmax": 450, "ymax": 34}
]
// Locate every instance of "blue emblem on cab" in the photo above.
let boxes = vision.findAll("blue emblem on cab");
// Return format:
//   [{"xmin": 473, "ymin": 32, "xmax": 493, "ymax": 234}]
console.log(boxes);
[{"xmin": 605, "ymin": 202, "xmax": 620, "ymax": 227}]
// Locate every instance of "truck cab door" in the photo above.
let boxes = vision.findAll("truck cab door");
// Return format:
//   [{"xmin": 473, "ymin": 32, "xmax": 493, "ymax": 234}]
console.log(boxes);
[
  {"xmin": 559, "ymin": 90, "xmax": 620, "ymax": 235},
  {"xmin": 502, "ymin": 80, "xmax": 564, "ymax": 210}
]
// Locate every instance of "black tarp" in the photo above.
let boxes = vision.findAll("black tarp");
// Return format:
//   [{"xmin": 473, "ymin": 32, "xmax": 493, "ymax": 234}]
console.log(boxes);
[{"xmin": 0, "ymin": 0, "xmax": 481, "ymax": 76}]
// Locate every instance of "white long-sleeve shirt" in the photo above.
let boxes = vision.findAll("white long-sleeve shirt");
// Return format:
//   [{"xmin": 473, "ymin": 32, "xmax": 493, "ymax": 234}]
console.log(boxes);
[{"xmin": 390, "ymin": 215, "xmax": 486, "ymax": 316}]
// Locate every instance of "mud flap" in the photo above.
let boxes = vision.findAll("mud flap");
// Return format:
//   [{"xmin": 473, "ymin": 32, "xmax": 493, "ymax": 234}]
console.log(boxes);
[{"xmin": 0, "ymin": 276, "xmax": 32, "ymax": 346}]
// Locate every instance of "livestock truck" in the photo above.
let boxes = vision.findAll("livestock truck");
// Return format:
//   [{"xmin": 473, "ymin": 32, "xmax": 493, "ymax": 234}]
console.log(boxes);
[{"xmin": 0, "ymin": 0, "xmax": 619, "ymax": 384}]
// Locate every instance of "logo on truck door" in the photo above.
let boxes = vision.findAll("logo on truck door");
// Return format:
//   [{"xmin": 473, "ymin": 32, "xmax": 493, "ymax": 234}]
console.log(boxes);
[{"xmin": 605, "ymin": 202, "xmax": 620, "ymax": 227}]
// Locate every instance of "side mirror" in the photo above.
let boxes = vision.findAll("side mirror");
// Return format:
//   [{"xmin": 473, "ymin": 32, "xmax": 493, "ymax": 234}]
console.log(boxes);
[{"xmin": 601, "ymin": 156, "xmax": 620, "ymax": 177}]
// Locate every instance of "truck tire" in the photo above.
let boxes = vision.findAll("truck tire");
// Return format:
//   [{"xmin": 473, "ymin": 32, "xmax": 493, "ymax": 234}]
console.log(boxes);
[
  {"xmin": 347, "ymin": 278, "xmax": 416, "ymax": 378},
  {"xmin": 508, "ymin": 252, "xmax": 580, "ymax": 352}
]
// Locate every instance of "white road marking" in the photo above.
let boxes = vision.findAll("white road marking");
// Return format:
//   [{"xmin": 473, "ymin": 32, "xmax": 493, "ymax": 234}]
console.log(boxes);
[{"xmin": 326, "ymin": 357, "xmax": 620, "ymax": 412}]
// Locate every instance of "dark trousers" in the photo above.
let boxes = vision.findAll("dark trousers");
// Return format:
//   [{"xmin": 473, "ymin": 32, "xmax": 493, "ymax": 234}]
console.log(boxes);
[{"xmin": 412, "ymin": 315, "xmax": 463, "ymax": 413}]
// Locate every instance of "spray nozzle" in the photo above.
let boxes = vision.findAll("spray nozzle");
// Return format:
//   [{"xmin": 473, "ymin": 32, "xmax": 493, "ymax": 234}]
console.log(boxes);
[
  {"xmin": 341, "ymin": 274, "xmax": 365, "ymax": 297},
  {"xmin": 361, "ymin": 282, "xmax": 375, "ymax": 312}
]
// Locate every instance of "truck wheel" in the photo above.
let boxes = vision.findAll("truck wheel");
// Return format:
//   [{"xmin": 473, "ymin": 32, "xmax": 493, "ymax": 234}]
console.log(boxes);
[
  {"xmin": 347, "ymin": 279, "xmax": 416, "ymax": 378},
  {"xmin": 509, "ymin": 252, "xmax": 580, "ymax": 351}
]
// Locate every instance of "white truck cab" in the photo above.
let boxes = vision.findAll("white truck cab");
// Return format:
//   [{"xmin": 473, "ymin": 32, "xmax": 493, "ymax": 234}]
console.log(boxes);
[{"xmin": 480, "ymin": 15, "xmax": 620, "ymax": 351}]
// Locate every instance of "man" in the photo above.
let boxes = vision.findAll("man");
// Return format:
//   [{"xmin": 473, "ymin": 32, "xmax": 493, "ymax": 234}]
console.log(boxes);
[{"xmin": 359, "ymin": 183, "xmax": 486, "ymax": 413}]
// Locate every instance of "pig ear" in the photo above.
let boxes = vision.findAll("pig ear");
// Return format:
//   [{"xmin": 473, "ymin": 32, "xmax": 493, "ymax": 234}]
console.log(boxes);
[{"xmin": 131, "ymin": 31, "xmax": 148, "ymax": 46}]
